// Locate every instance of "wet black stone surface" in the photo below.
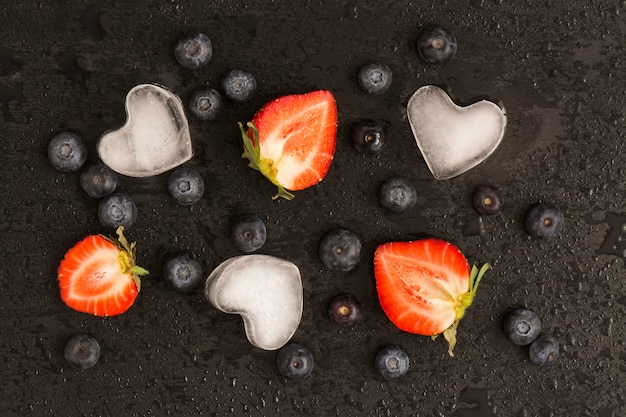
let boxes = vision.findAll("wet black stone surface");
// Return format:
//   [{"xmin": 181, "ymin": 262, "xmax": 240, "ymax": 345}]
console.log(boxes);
[{"xmin": 1, "ymin": 1, "xmax": 625, "ymax": 416}]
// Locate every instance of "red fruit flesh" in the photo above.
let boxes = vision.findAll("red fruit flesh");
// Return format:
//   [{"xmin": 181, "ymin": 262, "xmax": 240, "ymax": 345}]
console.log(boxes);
[
  {"xmin": 240, "ymin": 90, "xmax": 337, "ymax": 199},
  {"xmin": 58, "ymin": 227, "xmax": 147, "ymax": 317},
  {"xmin": 375, "ymin": 239, "xmax": 469, "ymax": 334},
  {"xmin": 374, "ymin": 239, "xmax": 490, "ymax": 356}
]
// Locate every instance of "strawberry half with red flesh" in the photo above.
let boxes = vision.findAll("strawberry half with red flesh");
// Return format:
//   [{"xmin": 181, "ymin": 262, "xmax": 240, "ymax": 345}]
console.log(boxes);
[
  {"xmin": 238, "ymin": 90, "xmax": 337, "ymax": 200},
  {"xmin": 58, "ymin": 226, "xmax": 149, "ymax": 317},
  {"xmin": 374, "ymin": 239, "xmax": 490, "ymax": 356}
]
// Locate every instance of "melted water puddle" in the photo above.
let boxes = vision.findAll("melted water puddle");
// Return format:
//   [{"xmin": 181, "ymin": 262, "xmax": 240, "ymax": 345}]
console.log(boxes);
[
  {"xmin": 585, "ymin": 212, "xmax": 626, "ymax": 262},
  {"xmin": 452, "ymin": 387, "xmax": 496, "ymax": 417}
]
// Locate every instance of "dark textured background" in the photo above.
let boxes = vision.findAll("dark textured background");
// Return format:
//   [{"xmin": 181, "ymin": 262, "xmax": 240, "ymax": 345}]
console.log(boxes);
[{"xmin": 1, "ymin": 1, "xmax": 625, "ymax": 416}]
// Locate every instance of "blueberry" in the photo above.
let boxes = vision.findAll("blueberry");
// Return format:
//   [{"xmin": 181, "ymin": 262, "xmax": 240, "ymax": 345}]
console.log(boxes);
[
  {"xmin": 416, "ymin": 25, "xmax": 457, "ymax": 65},
  {"xmin": 375, "ymin": 346, "xmax": 409, "ymax": 381},
  {"xmin": 162, "ymin": 252, "xmax": 203, "ymax": 292},
  {"xmin": 503, "ymin": 308, "xmax": 541, "ymax": 345},
  {"xmin": 79, "ymin": 161, "xmax": 118, "ymax": 198},
  {"xmin": 64, "ymin": 334, "xmax": 100, "ymax": 369},
  {"xmin": 318, "ymin": 228, "xmax": 362, "ymax": 272},
  {"xmin": 48, "ymin": 131, "xmax": 87, "ymax": 172},
  {"xmin": 472, "ymin": 184, "xmax": 503, "ymax": 216},
  {"xmin": 189, "ymin": 87, "xmax": 222, "ymax": 121},
  {"xmin": 231, "ymin": 215, "xmax": 267, "ymax": 253},
  {"xmin": 168, "ymin": 167, "xmax": 204, "ymax": 205},
  {"xmin": 221, "ymin": 69, "xmax": 257, "ymax": 102},
  {"xmin": 328, "ymin": 293, "xmax": 362, "ymax": 327},
  {"xmin": 529, "ymin": 335, "xmax": 559, "ymax": 366},
  {"xmin": 174, "ymin": 32, "xmax": 212, "ymax": 70},
  {"xmin": 276, "ymin": 343, "xmax": 314, "ymax": 379},
  {"xmin": 350, "ymin": 120, "xmax": 386, "ymax": 155},
  {"xmin": 379, "ymin": 177, "xmax": 417, "ymax": 214},
  {"xmin": 357, "ymin": 62, "xmax": 392, "ymax": 95},
  {"xmin": 525, "ymin": 203, "xmax": 564, "ymax": 240},
  {"xmin": 98, "ymin": 193, "xmax": 137, "ymax": 229}
]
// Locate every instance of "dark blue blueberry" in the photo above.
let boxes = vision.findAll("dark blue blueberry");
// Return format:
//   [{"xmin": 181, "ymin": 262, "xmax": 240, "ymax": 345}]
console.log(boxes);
[
  {"xmin": 174, "ymin": 33, "xmax": 212, "ymax": 70},
  {"xmin": 231, "ymin": 215, "xmax": 266, "ymax": 253},
  {"xmin": 168, "ymin": 167, "xmax": 204, "ymax": 205},
  {"xmin": 375, "ymin": 346, "xmax": 409, "ymax": 381},
  {"xmin": 221, "ymin": 69, "xmax": 257, "ymax": 102},
  {"xmin": 525, "ymin": 203, "xmax": 564, "ymax": 240},
  {"xmin": 529, "ymin": 335, "xmax": 559, "ymax": 366},
  {"xmin": 318, "ymin": 228, "xmax": 362, "ymax": 272},
  {"xmin": 379, "ymin": 177, "xmax": 417, "ymax": 214},
  {"xmin": 328, "ymin": 293, "xmax": 362, "ymax": 327},
  {"xmin": 162, "ymin": 252, "xmax": 203, "ymax": 292},
  {"xmin": 416, "ymin": 26, "xmax": 457, "ymax": 65},
  {"xmin": 98, "ymin": 193, "xmax": 137, "ymax": 229},
  {"xmin": 503, "ymin": 308, "xmax": 541, "ymax": 345},
  {"xmin": 350, "ymin": 120, "xmax": 386, "ymax": 155},
  {"xmin": 357, "ymin": 62, "xmax": 392, "ymax": 95},
  {"xmin": 276, "ymin": 343, "xmax": 314, "ymax": 379},
  {"xmin": 48, "ymin": 131, "xmax": 87, "ymax": 172},
  {"xmin": 64, "ymin": 334, "xmax": 100, "ymax": 369},
  {"xmin": 79, "ymin": 161, "xmax": 118, "ymax": 198},
  {"xmin": 472, "ymin": 184, "xmax": 503, "ymax": 216},
  {"xmin": 189, "ymin": 87, "xmax": 222, "ymax": 121}
]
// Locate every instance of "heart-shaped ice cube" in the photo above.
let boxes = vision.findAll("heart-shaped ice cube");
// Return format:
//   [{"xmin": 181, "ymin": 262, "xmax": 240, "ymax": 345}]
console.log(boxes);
[
  {"xmin": 204, "ymin": 255, "xmax": 303, "ymax": 351},
  {"xmin": 407, "ymin": 85, "xmax": 506, "ymax": 180},
  {"xmin": 97, "ymin": 84, "xmax": 192, "ymax": 177}
]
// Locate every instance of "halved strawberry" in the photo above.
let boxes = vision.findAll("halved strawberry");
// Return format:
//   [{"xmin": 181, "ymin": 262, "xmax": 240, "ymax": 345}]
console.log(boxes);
[
  {"xmin": 57, "ymin": 226, "xmax": 149, "ymax": 317},
  {"xmin": 374, "ymin": 239, "xmax": 490, "ymax": 356},
  {"xmin": 238, "ymin": 90, "xmax": 338, "ymax": 200}
]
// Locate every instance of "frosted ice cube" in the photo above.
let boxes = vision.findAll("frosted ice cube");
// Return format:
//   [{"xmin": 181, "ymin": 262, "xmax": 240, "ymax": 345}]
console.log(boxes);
[
  {"xmin": 204, "ymin": 255, "xmax": 303, "ymax": 351},
  {"xmin": 97, "ymin": 84, "xmax": 192, "ymax": 177},
  {"xmin": 407, "ymin": 85, "xmax": 506, "ymax": 180}
]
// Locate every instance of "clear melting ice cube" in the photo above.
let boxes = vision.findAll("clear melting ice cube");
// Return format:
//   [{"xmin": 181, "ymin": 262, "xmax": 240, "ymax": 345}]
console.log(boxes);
[
  {"xmin": 97, "ymin": 84, "xmax": 192, "ymax": 177},
  {"xmin": 204, "ymin": 255, "xmax": 303, "ymax": 351},
  {"xmin": 407, "ymin": 85, "xmax": 507, "ymax": 180}
]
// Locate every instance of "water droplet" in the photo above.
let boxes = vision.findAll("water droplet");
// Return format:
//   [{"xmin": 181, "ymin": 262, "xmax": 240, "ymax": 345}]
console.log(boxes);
[
  {"xmin": 80, "ymin": 6, "xmax": 107, "ymax": 40},
  {"xmin": 343, "ymin": 1, "xmax": 358, "ymax": 18},
  {"xmin": 0, "ymin": 82, "xmax": 24, "ymax": 121},
  {"xmin": 0, "ymin": 46, "xmax": 21, "ymax": 74},
  {"xmin": 55, "ymin": 48, "xmax": 90, "ymax": 89},
  {"xmin": 462, "ymin": 215, "xmax": 484, "ymax": 237},
  {"xmin": 595, "ymin": 213, "xmax": 626, "ymax": 260}
]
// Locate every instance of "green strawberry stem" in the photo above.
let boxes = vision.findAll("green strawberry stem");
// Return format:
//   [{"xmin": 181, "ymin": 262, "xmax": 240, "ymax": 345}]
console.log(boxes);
[
  {"xmin": 106, "ymin": 226, "xmax": 149, "ymax": 291},
  {"xmin": 238, "ymin": 121, "xmax": 295, "ymax": 200},
  {"xmin": 440, "ymin": 262, "xmax": 491, "ymax": 357}
]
